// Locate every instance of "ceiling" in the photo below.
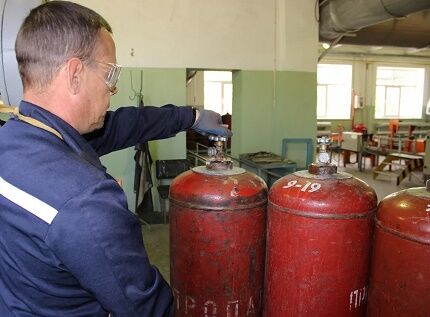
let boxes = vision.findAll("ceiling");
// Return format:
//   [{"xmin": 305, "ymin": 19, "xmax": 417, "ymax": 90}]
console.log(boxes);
[{"xmin": 319, "ymin": 2, "xmax": 430, "ymax": 59}]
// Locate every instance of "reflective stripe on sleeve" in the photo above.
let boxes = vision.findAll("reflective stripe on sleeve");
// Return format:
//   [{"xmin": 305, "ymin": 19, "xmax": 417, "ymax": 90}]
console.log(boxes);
[{"xmin": 0, "ymin": 177, "xmax": 58, "ymax": 224}]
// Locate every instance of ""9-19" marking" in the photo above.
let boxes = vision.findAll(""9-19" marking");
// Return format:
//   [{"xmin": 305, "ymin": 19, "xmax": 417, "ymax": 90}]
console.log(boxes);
[{"xmin": 282, "ymin": 180, "xmax": 321, "ymax": 193}]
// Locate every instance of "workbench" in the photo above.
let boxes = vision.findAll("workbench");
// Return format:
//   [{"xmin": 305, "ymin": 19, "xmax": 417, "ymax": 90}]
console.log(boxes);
[{"xmin": 239, "ymin": 151, "xmax": 296, "ymax": 186}]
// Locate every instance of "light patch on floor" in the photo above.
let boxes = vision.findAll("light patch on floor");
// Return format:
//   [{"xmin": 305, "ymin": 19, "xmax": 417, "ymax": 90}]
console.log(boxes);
[{"xmin": 142, "ymin": 224, "xmax": 170, "ymax": 284}]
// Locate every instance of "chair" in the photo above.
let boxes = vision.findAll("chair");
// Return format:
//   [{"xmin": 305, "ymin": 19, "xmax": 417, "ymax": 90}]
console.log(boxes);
[{"xmin": 155, "ymin": 159, "xmax": 190, "ymax": 223}]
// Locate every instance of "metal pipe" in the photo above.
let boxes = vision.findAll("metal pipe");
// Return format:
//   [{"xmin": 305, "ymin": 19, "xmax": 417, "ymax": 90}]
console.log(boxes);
[{"xmin": 319, "ymin": 0, "xmax": 430, "ymax": 41}]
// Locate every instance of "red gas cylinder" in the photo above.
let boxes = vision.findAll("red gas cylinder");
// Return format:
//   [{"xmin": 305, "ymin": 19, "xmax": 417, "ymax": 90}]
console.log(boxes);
[
  {"xmin": 170, "ymin": 162, "xmax": 267, "ymax": 317},
  {"xmin": 264, "ymin": 163, "xmax": 377, "ymax": 317},
  {"xmin": 367, "ymin": 184, "xmax": 430, "ymax": 316}
]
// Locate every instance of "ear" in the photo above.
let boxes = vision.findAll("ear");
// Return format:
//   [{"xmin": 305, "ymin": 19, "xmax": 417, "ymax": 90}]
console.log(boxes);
[{"xmin": 65, "ymin": 57, "xmax": 84, "ymax": 95}]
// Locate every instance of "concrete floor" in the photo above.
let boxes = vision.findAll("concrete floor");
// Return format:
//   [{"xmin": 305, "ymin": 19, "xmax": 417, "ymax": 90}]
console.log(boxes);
[
  {"xmin": 142, "ymin": 156, "xmax": 427, "ymax": 285},
  {"xmin": 142, "ymin": 223, "xmax": 170, "ymax": 283}
]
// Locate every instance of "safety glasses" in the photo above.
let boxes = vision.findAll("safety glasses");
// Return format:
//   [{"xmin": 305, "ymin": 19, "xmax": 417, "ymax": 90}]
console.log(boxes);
[{"xmin": 92, "ymin": 61, "xmax": 122, "ymax": 95}]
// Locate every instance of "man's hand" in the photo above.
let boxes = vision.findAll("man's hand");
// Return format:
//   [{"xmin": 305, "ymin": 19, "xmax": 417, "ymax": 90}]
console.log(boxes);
[{"xmin": 191, "ymin": 109, "xmax": 232, "ymax": 137}]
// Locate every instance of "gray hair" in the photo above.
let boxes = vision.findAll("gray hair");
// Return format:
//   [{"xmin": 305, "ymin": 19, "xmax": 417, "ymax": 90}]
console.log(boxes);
[{"xmin": 15, "ymin": 1, "xmax": 112, "ymax": 91}]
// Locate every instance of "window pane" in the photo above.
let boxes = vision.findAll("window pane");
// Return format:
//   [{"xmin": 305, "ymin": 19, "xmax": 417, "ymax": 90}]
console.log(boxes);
[
  {"xmin": 400, "ymin": 87, "xmax": 421, "ymax": 118},
  {"xmin": 204, "ymin": 71, "xmax": 233, "ymax": 115},
  {"xmin": 317, "ymin": 85, "xmax": 327, "ymax": 117},
  {"xmin": 327, "ymin": 85, "xmax": 350, "ymax": 119},
  {"xmin": 375, "ymin": 86, "xmax": 386, "ymax": 118},
  {"xmin": 317, "ymin": 64, "xmax": 352, "ymax": 119},
  {"xmin": 375, "ymin": 66, "xmax": 424, "ymax": 119},
  {"xmin": 385, "ymin": 87, "xmax": 400, "ymax": 117},
  {"xmin": 394, "ymin": 69, "xmax": 415, "ymax": 86},
  {"xmin": 204, "ymin": 82, "xmax": 222, "ymax": 112},
  {"xmin": 376, "ymin": 69, "xmax": 393, "ymax": 85},
  {"xmin": 223, "ymin": 83, "xmax": 232, "ymax": 115}
]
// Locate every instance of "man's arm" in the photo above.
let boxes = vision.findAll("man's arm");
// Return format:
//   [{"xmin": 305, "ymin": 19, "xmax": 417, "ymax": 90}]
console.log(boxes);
[
  {"xmin": 45, "ymin": 179, "xmax": 173, "ymax": 317},
  {"xmin": 85, "ymin": 105, "xmax": 194, "ymax": 156},
  {"xmin": 85, "ymin": 105, "xmax": 232, "ymax": 156}
]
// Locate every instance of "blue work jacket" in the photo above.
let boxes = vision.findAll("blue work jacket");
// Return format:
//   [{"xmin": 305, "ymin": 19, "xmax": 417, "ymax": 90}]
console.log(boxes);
[{"xmin": 0, "ymin": 101, "xmax": 194, "ymax": 316}]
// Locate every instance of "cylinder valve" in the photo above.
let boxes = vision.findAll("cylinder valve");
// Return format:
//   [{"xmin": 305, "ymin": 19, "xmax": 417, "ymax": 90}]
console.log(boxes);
[{"xmin": 206, "ymin": 135, "xmax": 233, "ymax": 170}]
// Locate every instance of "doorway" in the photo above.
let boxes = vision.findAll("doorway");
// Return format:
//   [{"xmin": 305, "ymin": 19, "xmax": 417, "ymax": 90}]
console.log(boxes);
[{"xmin": 186, "ymin": 69, "xmax": 233, "ymax": 157}]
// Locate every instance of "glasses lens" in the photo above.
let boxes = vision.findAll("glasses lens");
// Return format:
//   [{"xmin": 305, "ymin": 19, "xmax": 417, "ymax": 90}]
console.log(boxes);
[{"xmin": 105, "ymin": 63, "xmax": 122, "ymax": 91}]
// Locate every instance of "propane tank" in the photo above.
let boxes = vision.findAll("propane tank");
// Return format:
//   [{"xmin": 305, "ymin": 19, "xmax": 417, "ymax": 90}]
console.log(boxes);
[
  {"xmin": 170, "ymin": 135, "xmax": 267, "ymax": 317},
  {"xmin": 367, "ymin": 182, "xmax": 430, "ymax": 316},
  {"xmin": 264, "ymin": 137, "xmax": 377, "ymax": 317}
]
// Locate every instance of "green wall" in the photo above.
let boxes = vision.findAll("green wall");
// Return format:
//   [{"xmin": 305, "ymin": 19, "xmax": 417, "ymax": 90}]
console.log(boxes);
[
  {"xmin": 231, "ymin": 71, "xmax": 274, "ymax": 154},
  {"xmin": 232, "ymin": 70, "xmax": 317, "ymax": 167},
  {"xmin": 101, "ymin": 68, "xmax": 317, "ymax": 211}
]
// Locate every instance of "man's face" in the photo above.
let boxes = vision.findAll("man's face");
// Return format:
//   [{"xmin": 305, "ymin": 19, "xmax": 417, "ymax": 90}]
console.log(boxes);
[{"xmin": 80, "ymin": 29, "xmax": 119, "ymax": 133}]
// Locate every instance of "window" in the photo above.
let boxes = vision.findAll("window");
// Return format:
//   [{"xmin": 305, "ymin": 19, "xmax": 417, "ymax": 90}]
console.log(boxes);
[
  {"xmin": 375, "ymin": 66, "xmax": 425, "ymax": 119},
  {"xmin": 204, "ymin": 71, "xmax": 232, "ymax": 115},
  {"xmin": 317, "ymin": 64, "xmax": 352, "ymax": 119}
]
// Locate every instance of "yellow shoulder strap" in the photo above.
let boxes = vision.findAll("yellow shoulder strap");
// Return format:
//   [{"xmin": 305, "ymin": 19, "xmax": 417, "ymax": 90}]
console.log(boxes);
[{"xmin": 0, "ymin": 104, "xmax": 64, "ymax": 140}]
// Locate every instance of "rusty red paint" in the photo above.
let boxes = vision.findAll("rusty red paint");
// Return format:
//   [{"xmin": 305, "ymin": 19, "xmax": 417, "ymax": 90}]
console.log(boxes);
[
  {"xmin": 170, "ymin": 169, "xmax": 267, "ymax": 317},
  {"xmin": 264, "ymin": 170, "xmax": 377, "ymax": 317},
  {"xmin": 367, "ymin": 187, "xmax": 430, "ymax": 316}
]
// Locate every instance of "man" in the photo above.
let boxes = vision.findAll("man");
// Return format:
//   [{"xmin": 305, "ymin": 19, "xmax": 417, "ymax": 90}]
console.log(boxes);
[{"xmin": 0, "ymin": 1, "xmax": 231, "ymax": 316}]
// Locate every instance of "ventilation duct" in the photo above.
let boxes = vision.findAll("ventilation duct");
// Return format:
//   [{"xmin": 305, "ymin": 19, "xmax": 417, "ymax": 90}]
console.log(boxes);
[{"xmin": 319, "ymin": 0, "xmax": 430, "ymax": 42}]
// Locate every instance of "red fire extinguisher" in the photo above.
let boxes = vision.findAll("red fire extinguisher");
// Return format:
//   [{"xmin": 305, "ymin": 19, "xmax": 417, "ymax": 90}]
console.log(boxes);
[
  {"xmin": 264, "ymin": 137, "xmax": 377, "ymax": 316},
  {"xmin": 170, "ymin": 136, "xmax": 267, "ymax": 317},
  {"xmin": 367, "ymin": 183, "xmax": 430, "ymax": 316}
]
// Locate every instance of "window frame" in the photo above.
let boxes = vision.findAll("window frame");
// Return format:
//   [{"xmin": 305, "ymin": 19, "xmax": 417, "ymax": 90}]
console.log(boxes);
[{"xmin": 374, "ymin": 64, "xmax": 425, "ymax": 120}]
